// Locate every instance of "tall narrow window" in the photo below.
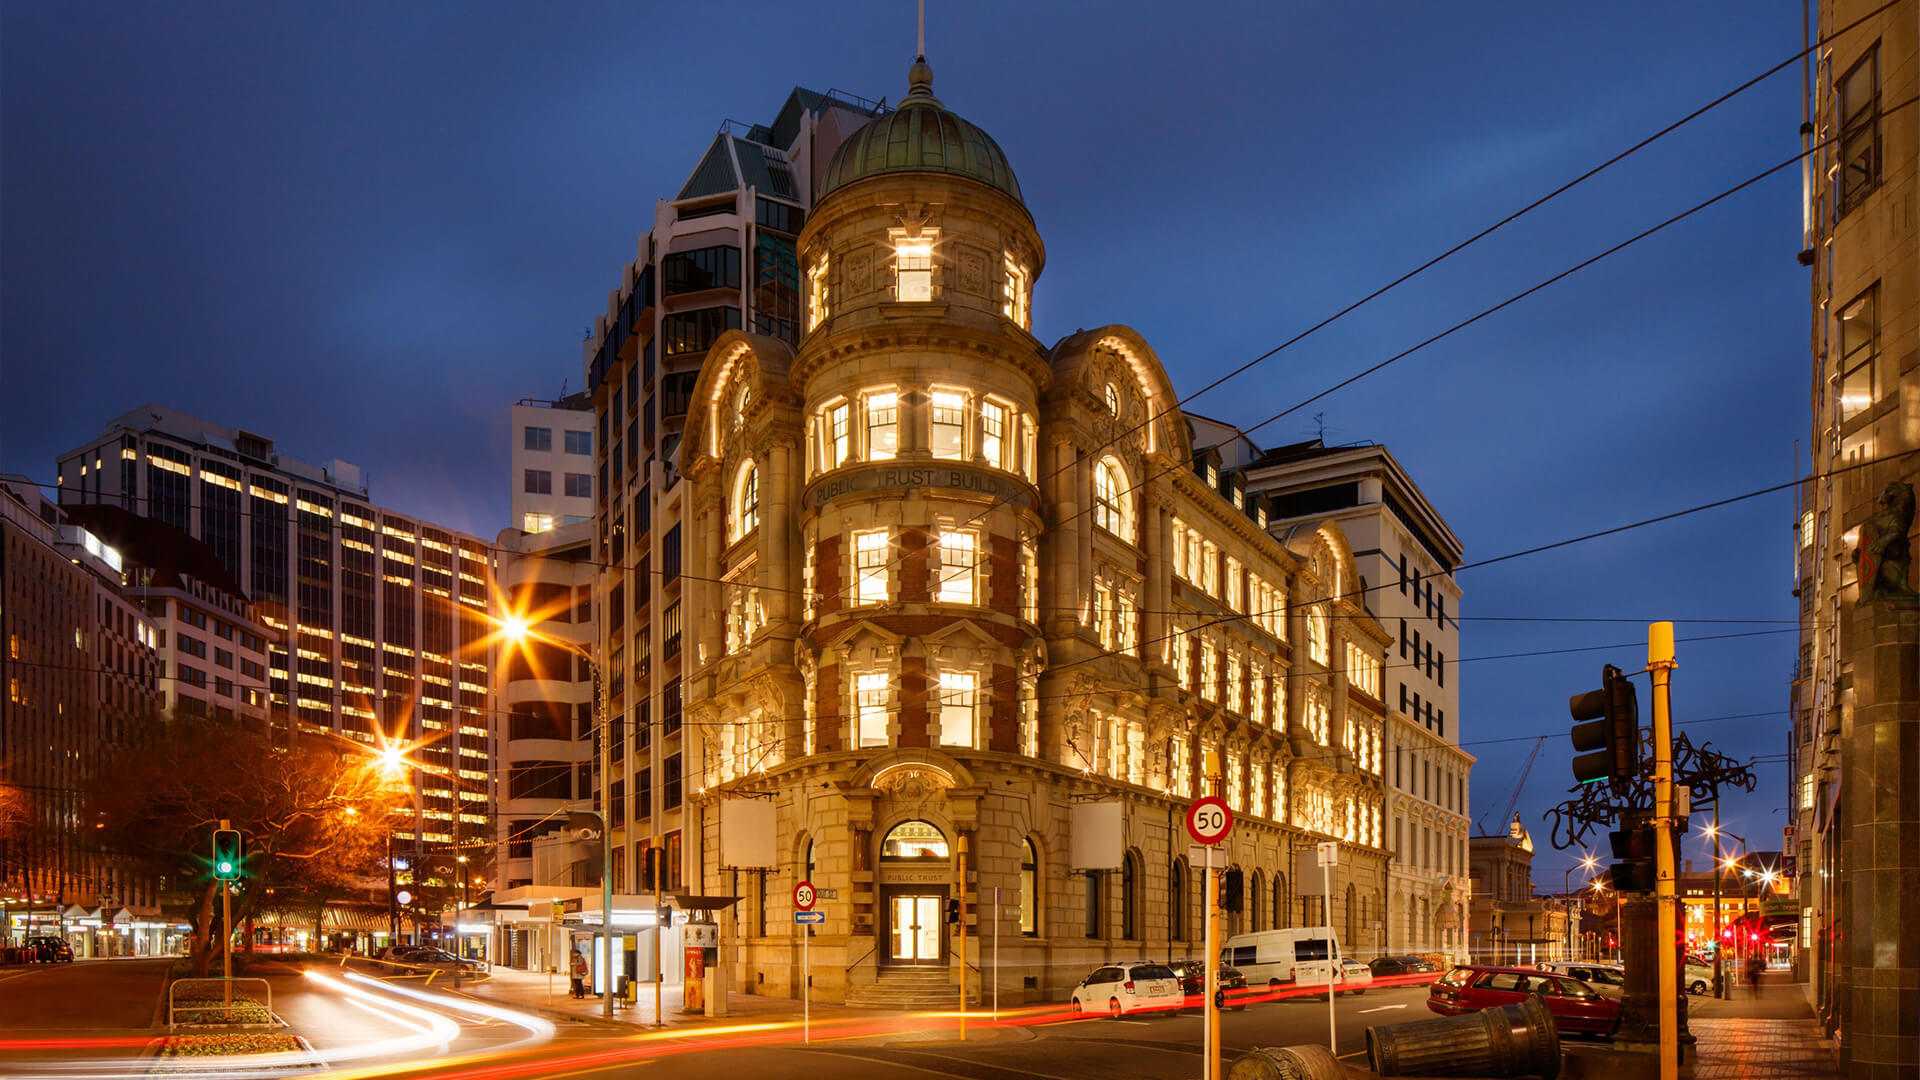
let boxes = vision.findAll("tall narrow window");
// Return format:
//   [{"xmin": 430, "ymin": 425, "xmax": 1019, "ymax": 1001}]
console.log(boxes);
[
  {"xmin": 865, "ymin": 392, "xmax": 898, "ymax": 460},
  {"xmin": 855, "ymin": 530, "xmax": 889, "ymax": 604},
  {"xmin": 856, "ymin": 672, "xmax": 889, "ymax": 747},
  {"xmin": 1308, "ymin": 605, "xmax": 1330, "ymax": 665},
  {"xmin": 980, "ymin": 400, "xmax": 1008, "ymax": 469},
  {"xmin": 1003, "ymin": 256, "xmax": 1030, "ymax": 328},
  {"xmin": 1020, "ymin": 840, "xmax": 1039, "ymax": 935},
  {"xmin": 1839, "ymin": 286, "xmax": 1880, "ymax": 420},
  {"xmin": 1093, "ymin": 457, "xmax": 1132, "ymax": 541},
  {"xmin": 938, "ymin": 671, "xmax": 976, "ymax": 747},
  {"xmin": 807, "ymin": 256, "xmax": 829, "ymax": 331},
  {"xmin": 828, "ymin": 402, "xmax": 850, "ymax": 467},
  {"xmin": 1838, "ymin": 46, "xmax": 1881, "ymax": 217},
  {"xmin": 733, "ymin": 463, "xmax": 758, "ymax": 540},
  {"xmin": 931, "ymin": 389, "xmax": 966, "ymax": 460},
  {"xmin": 937, "ymin": 531, "xmax": 976, "ymax": 604},
  {"xmin": 1103, "ymin": 382, "xmax": 1119, "ymax": 415},
  {"xmin": 895, "ymin": 240, "xmax": 932, "ymax": 301}
]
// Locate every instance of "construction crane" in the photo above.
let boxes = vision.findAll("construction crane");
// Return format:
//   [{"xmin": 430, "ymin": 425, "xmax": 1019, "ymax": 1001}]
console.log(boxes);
[{"xmin": 1477, "ymin": 735, "xmax": 1548, "ymax": 835}]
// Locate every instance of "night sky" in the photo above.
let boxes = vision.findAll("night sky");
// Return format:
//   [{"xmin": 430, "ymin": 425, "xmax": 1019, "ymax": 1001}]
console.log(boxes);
[{"xmin": 2, "ymin": 2, "xmax": 1812, "ymax": 883}]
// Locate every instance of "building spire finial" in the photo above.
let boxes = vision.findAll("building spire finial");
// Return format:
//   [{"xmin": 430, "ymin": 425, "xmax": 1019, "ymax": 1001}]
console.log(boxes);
[{"xmin": 917, "ymin": 0, "xmax": 925, "ymax": 61}]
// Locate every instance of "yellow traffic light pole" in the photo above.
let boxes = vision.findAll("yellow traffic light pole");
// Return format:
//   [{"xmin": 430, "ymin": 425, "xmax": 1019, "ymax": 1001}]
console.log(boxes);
[{"xmin": 1649, "ymin": 623, "xmax": 1678, "ymax": 1080}]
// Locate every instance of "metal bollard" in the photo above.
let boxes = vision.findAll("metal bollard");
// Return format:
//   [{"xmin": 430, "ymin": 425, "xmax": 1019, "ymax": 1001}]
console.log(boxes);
[
  {"xmin": 1226, "ymin": 1044, "xmax": 1347, "ymax": 1080},
  {"xmin": 1366, "ymin": 995, "xmax": 1560, "ymax": 1079}
]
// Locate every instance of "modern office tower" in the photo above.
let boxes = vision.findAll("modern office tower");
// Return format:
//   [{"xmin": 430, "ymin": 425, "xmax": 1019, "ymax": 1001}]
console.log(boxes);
[
  {"xmin": 669, "ymin": 57, "xmax": 1393, "ymax": 1007},
  {"xmin": 54, "ymin": 405, "xmax": 496, "ymax": 894},
  {"xmin": 511, "ymin": 395, "xmax": 596, "ymax": 536},
  {"xmin": 480, "ymin": 85, "xmax": 886, "ymax": 982},
  {"xmin": 487, "ymin": 394, "xmax": 599, "ymax": 969},
  {"xmin": 0, "ymin": 477, "xmax": 164, "ymax": 954},
  {"xmin": 1791, "ymin": 3, "xmax": 1920, "ymax": 1072},
  {"xmin": 1232, "ymin": 435, "xmax": 1473, "ymax": 961}
]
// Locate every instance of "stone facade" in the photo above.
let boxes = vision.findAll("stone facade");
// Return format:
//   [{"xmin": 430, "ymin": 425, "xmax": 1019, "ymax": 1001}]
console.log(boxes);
[{"xmin": 672, "ymin": 61, "xmax": 1392, "ymax": 1005}]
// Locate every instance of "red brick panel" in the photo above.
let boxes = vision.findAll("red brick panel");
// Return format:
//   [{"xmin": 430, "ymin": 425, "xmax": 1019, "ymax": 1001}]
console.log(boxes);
[
  {"xmin": 814, "ymin": 534, "xmax": 843, "ymax": 618},
  {"xmin": 899, "ymin": 527, "xmax": 929, "ymax": 602},
  {"xmin": 815, "ymin": 662, "xmax": 841, "ymax": 752},
  {"xmin": 989, "ymin": 663, "xmax": 1020, "ymax": 752},
  {"xmin": 898, "ymin": 657, "xmax": 929, "ymax": 747},
  {"xmin": 988, "ymin": 534, "xmax": 1019, "ymax": 617}
]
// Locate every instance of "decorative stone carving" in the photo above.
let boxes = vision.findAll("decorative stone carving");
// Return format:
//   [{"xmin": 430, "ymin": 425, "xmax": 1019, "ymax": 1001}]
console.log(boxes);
[
  {"xmin": 846, "ymin": 248, "xmax": 873, "ymax": 296},
  {"xmin": 873, "ymin": 765, "xmax": 951, "ymax": 816},
  {"xmin": 1856, "ymin": 480, "xmax": 1917, "ymax": 606},
  {"xmin": 958, "ymin": 248, "xmax": 987, "ymax": 295}
]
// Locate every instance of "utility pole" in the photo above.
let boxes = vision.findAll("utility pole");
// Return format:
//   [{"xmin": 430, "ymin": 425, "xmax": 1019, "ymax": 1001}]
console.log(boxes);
[
  {"xmin": 1711, "ymin": 808, "xmax": 1724, "ymax": 999},
  {"xmin": 957, "ymin": 833, "xmax": 968, "ymax": 1041},
  {"xmin": 1649, "ymin": 623, "xmax": 1679, "ymax": 1080}
]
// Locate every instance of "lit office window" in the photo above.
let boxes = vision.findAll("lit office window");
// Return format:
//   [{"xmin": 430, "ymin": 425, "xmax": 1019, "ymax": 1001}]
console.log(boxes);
[
  {"xmin": 938, "ymin": 671, "xmax": 976, "ymax": 748},
  {"xmin": 856, "ymin": 672, "xmax": 889, "ymax": 747},
  {"xmin": 937, "ymin": 531, "xmax": 976, "ymax": 604},
  {"xmin": 931, "ymin": 390, "xmax": 967, "ymax": 460},
  {"xmin": 865, "ymin": 392, "xmax": 898, "ymax": 461},
  {"xmin": 855, "ymin": 530, "xmax": 889, "ymax": 604},
  {"xmin": 981, "ymin": 400, "xmax": 1008, "ymax": 470},
  {"xmin": 895, "ymin": 240, "xmax": 932, "ymax": 301}
]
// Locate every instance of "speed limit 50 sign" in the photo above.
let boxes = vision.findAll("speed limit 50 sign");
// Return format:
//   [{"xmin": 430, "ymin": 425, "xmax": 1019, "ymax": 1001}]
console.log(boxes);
[
  {"xmin": 793, "ymin": 880, "xmax": 817, "ymax": 911},
  {"xmin": 1185, "ymin": 796, "xmax": 1233, "ymax": 845}
]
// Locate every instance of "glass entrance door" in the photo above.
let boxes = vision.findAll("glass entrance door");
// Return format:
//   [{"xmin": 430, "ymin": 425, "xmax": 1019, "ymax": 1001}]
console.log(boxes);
[{"xmin": 889, "ymin": 895, "xmax": 942, "ymax": 963}]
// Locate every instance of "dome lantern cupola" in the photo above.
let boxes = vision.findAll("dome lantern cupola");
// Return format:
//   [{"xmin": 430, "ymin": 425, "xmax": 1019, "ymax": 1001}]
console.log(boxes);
[{"xmin": 817, "ymin": 57, "xmax": 1024, "ymax": 205}]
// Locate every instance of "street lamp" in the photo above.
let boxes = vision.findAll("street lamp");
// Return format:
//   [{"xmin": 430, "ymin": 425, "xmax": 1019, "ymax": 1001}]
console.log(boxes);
[
  {"xmin": 1564, "ymin": 853, "xmax": 1598, "ymax": 961},
  {"xmin": 496, "ymin": 614, "xmax": 616, "ymax": 1020}
]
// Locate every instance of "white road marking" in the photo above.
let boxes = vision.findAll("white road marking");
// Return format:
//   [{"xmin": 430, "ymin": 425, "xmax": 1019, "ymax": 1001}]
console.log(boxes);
[{"xmin": 1358, "ymin": 1004, "xmax": 1408, "ymax": 1013}]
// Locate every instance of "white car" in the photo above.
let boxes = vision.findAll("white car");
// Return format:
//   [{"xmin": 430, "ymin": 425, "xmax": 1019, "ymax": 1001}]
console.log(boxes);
[
  {"xmin": 1538, "ymin": 961, "xmax": 1626, "ymax": 998},
  {"xmin": 1070, "ymin": 961, "xmax": 1185, "ymax": 1018},
  {"xmin": 1337, "ymin": 958, "xmax": 1373, "ymax": 995}
]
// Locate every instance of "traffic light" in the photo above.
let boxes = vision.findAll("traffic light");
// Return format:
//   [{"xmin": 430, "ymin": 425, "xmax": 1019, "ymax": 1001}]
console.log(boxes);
[
  {"xmin": 1221, "ymin": 868, "xmax": 1244, "ymax": 913},
  {"xmin": 1569, "ymin": 664, "xmax": 1640, "ymax": 785},
  {"xmin": 212, "ymin": 828, "xmax": 242, "ymax": 881},
  {"xmin": 944, "ymin": 898, "xmax": 961, "ymax": 925},
  {"xmin": 1608, "ymin": 823, "xmax": 1656, "ymax": 893}
]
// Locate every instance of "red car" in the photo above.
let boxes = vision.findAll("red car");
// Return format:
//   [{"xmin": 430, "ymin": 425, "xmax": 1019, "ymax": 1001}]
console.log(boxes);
[{"xmin": 1426, "ymin": 965, "xmax": 1620, "ymax": 1037}]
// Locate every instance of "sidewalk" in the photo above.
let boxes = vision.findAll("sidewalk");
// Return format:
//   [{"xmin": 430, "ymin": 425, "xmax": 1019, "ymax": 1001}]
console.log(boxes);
[
  {"xmin": 455, "ymin": 965, "xmax": 807, "ymax": 1028},
  {"xmin": 1683, "ymin": 972, "xmax": 1838, "ymax": 1079}
]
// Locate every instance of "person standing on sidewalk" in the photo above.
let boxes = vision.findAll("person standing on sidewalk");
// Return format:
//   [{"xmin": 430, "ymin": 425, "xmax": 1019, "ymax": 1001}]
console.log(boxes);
[
  {"xmin": 1745, "ymin": 953, "xmax": 1763, "ymax": 999},
  {"xmin": 569, "ymin": 948, "xmax": 588, "ymax": 999}
]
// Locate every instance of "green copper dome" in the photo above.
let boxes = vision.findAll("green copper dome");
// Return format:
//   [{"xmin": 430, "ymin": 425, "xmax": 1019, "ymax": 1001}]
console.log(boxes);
[{"xmin": 818, "ymin": 59, "xmax": 1023, "ymax": 204}]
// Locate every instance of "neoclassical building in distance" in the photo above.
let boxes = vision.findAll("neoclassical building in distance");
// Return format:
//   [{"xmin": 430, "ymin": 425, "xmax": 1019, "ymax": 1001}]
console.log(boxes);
[{"xmin": 675, "ymin": 59, "xmax": 1392, "ymax": 1005}]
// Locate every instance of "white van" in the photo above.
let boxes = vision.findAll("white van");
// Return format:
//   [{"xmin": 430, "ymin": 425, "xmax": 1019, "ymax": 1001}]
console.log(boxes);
[{"xmin": 1219, "ymin": 927, "xmax": 1344, "ymax": 995}]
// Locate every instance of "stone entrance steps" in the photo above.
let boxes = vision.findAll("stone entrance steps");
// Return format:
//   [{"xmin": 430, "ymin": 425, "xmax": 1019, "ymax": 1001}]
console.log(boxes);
[{"xmin": 844, "ymin": 967, "xmax": 978, "ymax": 1009}]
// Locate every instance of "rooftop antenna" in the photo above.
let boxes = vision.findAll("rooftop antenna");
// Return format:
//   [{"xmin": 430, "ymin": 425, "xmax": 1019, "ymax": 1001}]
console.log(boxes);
[
  {"xmin": 1313, "ymin": 411, "xmax": 1326, "ymax": 443},
  {"xmin": 917, "ymin": 0, "xmax": 925, "ymax": 59}
]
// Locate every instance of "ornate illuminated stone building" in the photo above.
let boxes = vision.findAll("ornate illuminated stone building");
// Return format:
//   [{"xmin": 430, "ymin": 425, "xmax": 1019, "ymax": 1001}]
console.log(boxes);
[{"xmin": 674, "ymin": 59, "xmax": 1391, "ymax": 1006}]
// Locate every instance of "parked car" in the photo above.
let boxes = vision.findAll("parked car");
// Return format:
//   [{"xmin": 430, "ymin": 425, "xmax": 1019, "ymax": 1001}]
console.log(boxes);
[
  {"xmin": 1367, "ymin": 955, "xmax": 1437, "ymax": 977},
  {"xmin": 1683, "ymin": 960, "xmax": 1714, "ymax": 996},
  {"xmin": 1069, "ymin": 962, "xmax": 1185, "ymax": 1018},
  {"xmin": 1538, "ymin": 962, "xmax": 1626, "ymax": 998},
  {"xmin": 25, "ymin": 936, "xmax": 73, "ymax": 963},
  {"xmin": 1337, "ymin": 957, "xmax": 1373, "ymax": 995},
  {"xmin": 1219, "ymin": 926, "xmax": 1345, "ymax": 995},
  {"xmin": 1427, "ymin": 965, "xmax": 1621, "ymax": 1037},
  {"xmin": 1166, "ymin": 958, "xmax": 1248, "ymax": 1010}
]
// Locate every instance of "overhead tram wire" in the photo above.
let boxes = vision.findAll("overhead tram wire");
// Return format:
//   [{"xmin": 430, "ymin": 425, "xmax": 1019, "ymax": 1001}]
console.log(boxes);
[
  {"xmin": 824, "ymin": 2, "xmax": 1903, "ymax": 592},
  {"xmin": 21, "ymin": 445, "xmax": 1900, "ymax": 728}
]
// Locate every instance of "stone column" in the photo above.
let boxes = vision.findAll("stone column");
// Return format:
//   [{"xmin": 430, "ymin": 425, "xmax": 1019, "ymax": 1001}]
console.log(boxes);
[
  {"xmin": 763, "ymin": 442, "xmax": 794, "ymax": 629},
  {"xmin": 1144, "ymin": 499, "xmax": 1170, "ymax": 668},
  {"xmin": 1842, "ymin": 600, "xmax": 1919, "ymax": 1080}
]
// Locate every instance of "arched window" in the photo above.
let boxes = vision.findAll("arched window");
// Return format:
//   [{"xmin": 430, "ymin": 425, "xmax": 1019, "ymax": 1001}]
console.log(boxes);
[
  {"xmin": 1121, "ymin": 851, "xmax": 1139, "ymax": 940},
  {"xmin": 1093, "ymin": 457, "xmax": 1133, "ymax": 542},
  {"xmin": 1250, "ymin": 872, "xmax": 1264, "ymax": 933},
  {"xmin": 1273, "ymin": 872, "xmax": 1288, "ymax": 929},
  {"xmin": 732, "ymin": 382, "xmax": 752, "ymax": 428},
  {"xmin": 1307, "ymin": 604, "xmax": 1329, "ymax": 666},
  {"xmin": 732, "ymin": 462, "xmax": 759, "ymax": 541},
  {"xmin": 1169, "ymin": 860, "xmax": 1187, "ymax": 942},
  {"xmin": 1084, "ymin": 870, "xmax": 1103, "ymax": 938},
  {"xmin": 880, "ymin": 820, "xmax": 948, "ymax": 859},
  {"xmin": 1019, "ymin": 839, "xmax": 1039, "ymax": 937},
  {"xmin": 1345, "ymin": 883, "xmax": 1357, "ymax": 946}
]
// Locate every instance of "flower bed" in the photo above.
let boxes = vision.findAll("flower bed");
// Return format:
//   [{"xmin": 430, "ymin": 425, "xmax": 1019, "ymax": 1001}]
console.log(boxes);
[
  {"xmin": 154, "ymin": 1033, "xmax": 302, "ymax": 1057},
  {"xmin": 170, "ymin": 993, "xmax": 274, "ymax": 1025}
]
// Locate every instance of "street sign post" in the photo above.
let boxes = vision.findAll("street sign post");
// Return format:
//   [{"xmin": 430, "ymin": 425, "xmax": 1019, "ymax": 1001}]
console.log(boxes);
[
  {"xmin": 1318, "ymin": 841, "xmax": 1338, "ymax": 1053},
  {"xmin": 795, "ymin": 880, "xmax": 819, "ymax": 1043},
  {"xmin": 1187, "ymin": 796, "xmax": 1232, "ymax": 1080}
]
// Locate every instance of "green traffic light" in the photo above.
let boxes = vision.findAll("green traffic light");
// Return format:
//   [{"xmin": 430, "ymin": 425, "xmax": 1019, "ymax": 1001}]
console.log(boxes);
[{"xmin": 217, "ymin": 861, "xmax": 234, "ymax": 874}]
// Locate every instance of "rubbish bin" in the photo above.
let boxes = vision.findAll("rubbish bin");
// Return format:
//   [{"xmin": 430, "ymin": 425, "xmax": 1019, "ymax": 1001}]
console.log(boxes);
[
  {"xmin": 1366, "ymin": 995, "xmax": 1560, "ymax": 1079},
  {"xmin": 1225, "ymin": 1044, "xmax": 1346, "ymax": 1080}
]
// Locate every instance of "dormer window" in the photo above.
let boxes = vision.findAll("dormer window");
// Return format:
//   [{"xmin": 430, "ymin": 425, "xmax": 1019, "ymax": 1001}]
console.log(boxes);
[
  {"xmin": 1206, "ymin": 461, "xmax": 1219, "ymax": 488},
  {"xmin": 1004, "ymin": 256, "xmax": 1031, "ymax": 329},
  {"xmin": 895, "ymin": 240, "xmax": 933, "ymax": 301}
]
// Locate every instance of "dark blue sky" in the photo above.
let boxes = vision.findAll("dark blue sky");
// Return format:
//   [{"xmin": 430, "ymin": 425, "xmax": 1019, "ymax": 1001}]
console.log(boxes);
[{"xmin": 2, "ymin": 1, "xmax": 1810, "ymax": 880}]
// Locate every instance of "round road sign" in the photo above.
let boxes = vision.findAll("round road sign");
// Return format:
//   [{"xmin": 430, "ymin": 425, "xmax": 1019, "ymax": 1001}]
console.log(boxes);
[
  {"xmin": 794, "ymin": 880, "xmax": 817, "ymax": 911},
  {"xmin": 1186, "ymin": 796, "xmax": 1233, "ymax": 846},
  {"xmin": 394, "ymin": 890, "xmax": 413, "ymax": 906}
]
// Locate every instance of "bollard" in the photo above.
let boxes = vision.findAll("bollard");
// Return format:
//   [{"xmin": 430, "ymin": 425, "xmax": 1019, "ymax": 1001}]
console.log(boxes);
[
  {"xmin": 1226, "ymin": 1044, "xmax": 1347, "ymax": 1080},
  {"xmin": 1366, "ymin": 995, "xmax": 1560, "ymax": 1079}
]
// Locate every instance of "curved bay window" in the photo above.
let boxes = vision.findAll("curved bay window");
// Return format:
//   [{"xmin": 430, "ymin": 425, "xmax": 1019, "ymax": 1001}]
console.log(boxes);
[{"xmin": 880, "ymin": 820, "xmax": 949, "ymax": 860}]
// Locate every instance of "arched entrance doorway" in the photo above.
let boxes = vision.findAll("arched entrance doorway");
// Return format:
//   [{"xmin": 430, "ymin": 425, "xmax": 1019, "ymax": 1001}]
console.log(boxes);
[{"xmin": 879, "ymin": 820, "xmax": 950, "ymax": 966}]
